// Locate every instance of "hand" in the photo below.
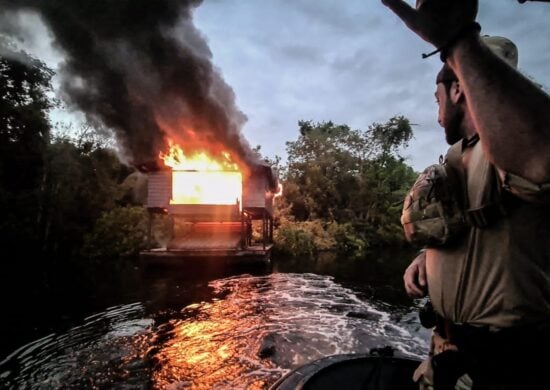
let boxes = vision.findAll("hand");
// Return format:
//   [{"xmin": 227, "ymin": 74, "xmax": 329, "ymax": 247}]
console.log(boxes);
[
  {"xmin": 381, "ymin": 0, "xmax": 478, "ymax": 48},
  {"xmin": 403, "ymin": 250, "xmax": 427, "ymax": 298}
]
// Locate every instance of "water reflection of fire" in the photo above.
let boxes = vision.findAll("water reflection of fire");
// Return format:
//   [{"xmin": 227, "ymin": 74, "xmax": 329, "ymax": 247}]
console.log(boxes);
[
  {"xmin": 149, "ymin": 273, "xmax": 428, "ymax": 389},
  {"xmin": 150, "ymin": 281, "xmax": 275, "ymax": 389},
  {"xmin": 159, "ymin": 140, "xmax": 242, "ymax": 206}
]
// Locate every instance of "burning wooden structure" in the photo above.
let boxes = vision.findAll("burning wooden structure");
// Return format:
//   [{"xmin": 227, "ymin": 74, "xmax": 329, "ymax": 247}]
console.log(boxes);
[{"xmin": 139, "ymin": 143, "xmax": 279, "ymax": 262}]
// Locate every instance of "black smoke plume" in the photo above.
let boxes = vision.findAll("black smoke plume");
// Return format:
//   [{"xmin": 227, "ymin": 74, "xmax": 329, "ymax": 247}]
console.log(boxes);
[{"xmin": 0, "ymin": 0, "xmax": 255, "ymax": 167}]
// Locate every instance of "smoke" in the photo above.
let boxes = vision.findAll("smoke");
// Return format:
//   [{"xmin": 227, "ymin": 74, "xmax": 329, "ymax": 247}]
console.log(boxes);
[{"xmin": 0, "ymin": 0, "xmax": 256, "ymax": 166}]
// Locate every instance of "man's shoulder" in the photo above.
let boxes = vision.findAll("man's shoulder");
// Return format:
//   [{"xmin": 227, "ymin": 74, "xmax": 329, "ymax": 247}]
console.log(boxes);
[{"xmin": 461, "ymin": 137, "xmax": 550, "ymax": 204}]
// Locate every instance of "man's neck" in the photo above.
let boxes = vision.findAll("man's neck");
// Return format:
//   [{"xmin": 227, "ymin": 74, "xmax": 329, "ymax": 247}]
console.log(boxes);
[{"xmin": 461, "ymin": 110, "xmax": 477, "ymax": 139}]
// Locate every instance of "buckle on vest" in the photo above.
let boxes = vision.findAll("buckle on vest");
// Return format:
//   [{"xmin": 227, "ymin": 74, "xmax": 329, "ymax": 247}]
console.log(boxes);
[{"xmin": 466, "ymin": 204, "xmax": 502, "ymax": 228}]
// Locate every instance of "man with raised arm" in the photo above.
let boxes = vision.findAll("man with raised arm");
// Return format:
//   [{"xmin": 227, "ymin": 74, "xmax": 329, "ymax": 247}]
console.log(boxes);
[{"xmin": 386, "ymin": 1, "xmax": 550, "ymax": 389}]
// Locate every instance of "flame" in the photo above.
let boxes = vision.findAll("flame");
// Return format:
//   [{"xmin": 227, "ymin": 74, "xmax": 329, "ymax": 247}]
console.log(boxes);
[
  {"xmin": 160, "ymin": 140, "xmax": 239, "ymax": 171},
  {"xmin": 273, "ymin": 183, "xmax": 283, "ymax": 199},
  {"xmin": 160, "ymin": 141, "xmax": 242, "ymax": 206}
]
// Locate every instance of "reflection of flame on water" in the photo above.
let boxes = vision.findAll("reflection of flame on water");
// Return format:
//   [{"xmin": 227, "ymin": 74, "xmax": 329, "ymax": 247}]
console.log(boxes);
[
  {"xmin": 150, "ymin": 274, "xmax": 428, "ymax": 389},
  {"xmin": 0, "ymin": 274, "xmax": 428, "ymax": 389},
  {"xmin": 159, "ymin": 140, "xmax": 243, "ymax": 206},
  {"xmin": 151, "ymin": 284, "xmax": 278, "ymax": 390},
  {"xmin": 171, "ymin": 318, "xmax": 238, "ymax": 365}
]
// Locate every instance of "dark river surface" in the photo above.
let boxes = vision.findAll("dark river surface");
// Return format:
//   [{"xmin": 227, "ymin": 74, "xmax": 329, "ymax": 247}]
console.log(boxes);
[{"xmin": 0, "ymin": 249, "xmax": 430, "ymax": 389}]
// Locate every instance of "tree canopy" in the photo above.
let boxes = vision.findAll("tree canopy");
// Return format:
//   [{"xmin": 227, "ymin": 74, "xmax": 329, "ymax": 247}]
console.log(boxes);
[
  {"xmin": 278, "ymin": 117, "xmax": 416, "ymax": 254},
  {"xmin": 0, "ymin": 43, "xmax": 138, "ymax": 261},
  {"xmin": 0, "ymin": 42, "xmax": 54, "ymax": 254}
]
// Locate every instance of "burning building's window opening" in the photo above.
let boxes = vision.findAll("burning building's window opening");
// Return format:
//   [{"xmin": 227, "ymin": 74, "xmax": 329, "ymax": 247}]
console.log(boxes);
[
  {"xmin": 143, "ymin": 139, "xmax": 279, "ymax": 259},
  {"xmin": 170, "ymin": 171, "xmax": 242, "ymax": 206},
  {"xmin": 160, "ymin": 141, "xmax": 243, "ymax": 207}
]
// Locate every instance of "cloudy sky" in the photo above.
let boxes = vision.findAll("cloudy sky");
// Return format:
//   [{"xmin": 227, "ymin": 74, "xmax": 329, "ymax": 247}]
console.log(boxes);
[{"xmin": 6, "ymin": 0, "xmax": 550, "ymax": 170}]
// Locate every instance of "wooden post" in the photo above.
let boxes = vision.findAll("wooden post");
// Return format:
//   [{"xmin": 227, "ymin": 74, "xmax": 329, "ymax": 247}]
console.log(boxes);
[
  {"xmin": 262, "ymin": 209, "xmax": 267, "ymax": 250},
  {"xmin": 269, "ymin": 216, "xmax": 273, "ymax": 243},
  {"xmin": 169, "ymin": 214, "xmax": 175, "ymax": 244},
  {"xmin": 241, "ymin": 211, "xmax": 245, "ymax": 249},
  {"xmin": 247, "ymin": 215, "xmax": 252, "ymax": 246},
  {"xmin": 147, "ymin": 210, "xmax": 153, "ymax": 249}
]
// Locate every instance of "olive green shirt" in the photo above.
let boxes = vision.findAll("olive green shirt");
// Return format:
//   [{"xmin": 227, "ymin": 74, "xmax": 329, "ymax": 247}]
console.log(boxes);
[{"xmin": 427, "ymin": 140, "xmax": 550, "ymax": 328}]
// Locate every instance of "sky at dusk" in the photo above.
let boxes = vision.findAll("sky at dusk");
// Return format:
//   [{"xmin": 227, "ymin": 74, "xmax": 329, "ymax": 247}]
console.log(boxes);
[{"xmin": 3, "ymin": 0, "xmax": 550, "ymax": 170}]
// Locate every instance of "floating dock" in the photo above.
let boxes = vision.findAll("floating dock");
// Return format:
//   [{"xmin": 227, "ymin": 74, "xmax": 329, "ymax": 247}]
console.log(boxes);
[
  {"xmin": 140, "ymin": 221, "xmax": 273, "ymax": 264},
  {"xmin": 140, "ymin": 244, "xmax": 273, "ymax": 263}
]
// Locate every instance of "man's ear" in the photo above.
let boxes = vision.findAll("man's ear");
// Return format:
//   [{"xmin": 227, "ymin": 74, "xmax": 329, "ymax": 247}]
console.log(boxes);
[{"xmin": 450, "ymin": 81, "xmax": 464, "ymax": 104}]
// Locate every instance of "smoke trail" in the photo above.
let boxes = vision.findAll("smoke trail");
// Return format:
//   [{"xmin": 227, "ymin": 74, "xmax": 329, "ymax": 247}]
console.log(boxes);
[{"xmin": 0, "ymin": 0, "xmax": 255, "ymax": 166}]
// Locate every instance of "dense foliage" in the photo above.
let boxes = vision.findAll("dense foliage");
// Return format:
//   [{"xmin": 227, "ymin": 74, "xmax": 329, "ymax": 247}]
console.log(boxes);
[
  {"xmin": 81, "ymin": 206, "xmax": 149, "ymax": 261},
  {"xmin": 275, "ymin": 118, "xmax": 417, "ymax": 257},
  {"xmin": 0, "ymin": 42, "xmax": 54, "ymax": 257},
  {"xmin": 0, "ymin": 43, "xmax": 142, "ymax": 262},
  {"xmin": 41, "ymin": 132, "xmax": 136, "ymax": 259}
]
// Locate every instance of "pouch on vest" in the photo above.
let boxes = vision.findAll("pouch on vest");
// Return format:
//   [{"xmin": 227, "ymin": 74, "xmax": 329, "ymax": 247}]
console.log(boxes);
[{"xmin": 400, "ymin": 161, "xmax": 466, "ymax": 247}]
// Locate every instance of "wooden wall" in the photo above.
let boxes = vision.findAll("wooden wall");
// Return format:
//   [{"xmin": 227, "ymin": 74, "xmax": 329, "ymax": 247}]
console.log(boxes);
[
  {"xmin": 147, "ymin": 171, "xmax": 171, "ymax": 209},
  {"xmin": 243, "ymin": 174, "xmax": 274, "ymax": 216}
]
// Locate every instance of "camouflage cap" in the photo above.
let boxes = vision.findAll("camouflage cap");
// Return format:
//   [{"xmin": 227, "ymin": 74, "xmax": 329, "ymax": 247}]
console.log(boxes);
[
  {"xmin": 481, "ymin": 35, "xmax": 518, "ymax": 69},
  {"xmin": 436, "ymin": 35, "xmax": 518, "ymax": 84}
]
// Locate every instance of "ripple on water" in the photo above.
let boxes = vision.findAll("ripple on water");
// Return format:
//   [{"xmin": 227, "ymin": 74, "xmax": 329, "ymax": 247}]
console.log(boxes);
[
  {"xmin": 0, "ymin": 273, "xmax": 428, "ymax": 389},
  {"xmin": 0, "ymin": 302, "xmax": 154, "ymax": 389}
]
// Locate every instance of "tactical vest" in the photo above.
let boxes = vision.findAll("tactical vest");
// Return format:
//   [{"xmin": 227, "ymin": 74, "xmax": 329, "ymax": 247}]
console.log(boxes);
[{"xmin": 401, "ymin": 136, "xmax": 505, "ymax": 247}]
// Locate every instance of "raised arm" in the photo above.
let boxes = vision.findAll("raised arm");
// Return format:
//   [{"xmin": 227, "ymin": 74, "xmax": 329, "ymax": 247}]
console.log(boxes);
[
  {"xmin": 382, "ymin": 0, "xmax": 550, "ymax": 183},
  {"xmin": 447, "ymin": 35, "xmax": 550, "ymax": 183}
]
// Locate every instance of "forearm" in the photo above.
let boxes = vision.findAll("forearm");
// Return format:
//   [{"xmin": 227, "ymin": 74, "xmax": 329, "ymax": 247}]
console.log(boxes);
[{"xmin": 447, "ymin": 35, "xmax": 550, "ymax": 183}]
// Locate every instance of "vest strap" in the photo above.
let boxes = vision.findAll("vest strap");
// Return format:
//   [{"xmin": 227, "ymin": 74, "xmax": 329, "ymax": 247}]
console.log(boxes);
[
  {"xmin": 466, "ymin": 203, "xmax": 503, "ymax": 228},
  {"xmin": 445, "ymin": 136, "xmax": 506, "ymax": 228}
]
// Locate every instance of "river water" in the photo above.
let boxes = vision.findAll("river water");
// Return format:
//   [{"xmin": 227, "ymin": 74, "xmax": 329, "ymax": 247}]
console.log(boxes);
[{"xmin": 0, "ymin": 250, "xmax": 430, "ymax": 389}]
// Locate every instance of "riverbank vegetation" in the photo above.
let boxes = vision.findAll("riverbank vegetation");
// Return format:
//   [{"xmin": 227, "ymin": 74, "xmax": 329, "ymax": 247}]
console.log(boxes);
[
  {"xmin": 1, "ymin": 44, "xmax": 417, "ymax": 264},
  {"xmin": 273, "ymin": 119, "xmax": 417, "ymax": 258}
]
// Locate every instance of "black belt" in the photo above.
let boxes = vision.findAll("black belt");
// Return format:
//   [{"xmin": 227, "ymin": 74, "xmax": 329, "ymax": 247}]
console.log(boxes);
[
  {"xmin": 440, "ymin": 319, "xmax": 550, "ymax": 351},
  {"xmin": 433, "ymin": 318, "xmax": 550, "ymax": 389}
]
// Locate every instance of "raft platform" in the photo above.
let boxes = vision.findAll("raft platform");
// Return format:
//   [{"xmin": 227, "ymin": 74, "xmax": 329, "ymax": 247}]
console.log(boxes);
[
  {"xmin": 140, "ymin": 244, "xmax": 273, "ymax": 264},
  {"xmin": 140, "ymin": 222, "xmax": 273, "ymax": 264},
  {"xmin": 141, "ymin": 207, "xmax": 276, "ymax": 266}
]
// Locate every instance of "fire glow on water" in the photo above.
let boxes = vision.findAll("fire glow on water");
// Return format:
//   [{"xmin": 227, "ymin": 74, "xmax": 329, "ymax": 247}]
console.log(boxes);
[{"xmin": 160, "ymin": 141, "xmax": 242, "ymax": 205}]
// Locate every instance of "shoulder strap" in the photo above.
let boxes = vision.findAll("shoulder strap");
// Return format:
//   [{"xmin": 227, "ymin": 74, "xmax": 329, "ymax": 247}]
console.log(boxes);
[
  {"xmin": 465, "ymin": 141, "xmax": 506, "ymax": 227},
  {"xmin": 444, "ymin": 140, "xmax": 468, "ymax": 210},
  {"xmin": 467, "ymin": 141, "xmax": 492, "ymax": 208},
  {"xmin": 445, "ymin": 136, "xmax": 506, "ymax": 228}
]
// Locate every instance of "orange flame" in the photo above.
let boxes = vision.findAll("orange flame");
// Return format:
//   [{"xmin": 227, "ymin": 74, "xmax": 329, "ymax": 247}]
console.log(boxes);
[
  {"xmin": 160, "ymin": 141, "xmax": 242, "ymax": 206},
  {"xmin": 160, "ymin": 140, "xmax": 239, "ymax": 171},
  {"xmin": 273, "ymin": 183, "xmax": 283, "ymax": 199}
]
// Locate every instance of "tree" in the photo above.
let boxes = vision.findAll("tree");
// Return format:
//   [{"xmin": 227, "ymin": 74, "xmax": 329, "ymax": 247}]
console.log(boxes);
[
  {"xmin": 285, "ymin": 121, "xmax": 364, "ymax": 219},
  {"xmin": 40, "ymin": 129, "xmax": 134, "ymax": 259},
  {"xmin": 81, "ymin": 206, "xmax": 149, "ymax": 261},
  {"xmin": 1, "ymin": 40, "xmax": 140, "ymax": 262},
  {"xmin": 354, "ymin": 155, "xmax": 416, "ymax": 246},
  {"xmin": 0, "ymin": 41, "xmax": 54, "ymax": 255},
  {"xmin": 368, "ymin": 115, "xmax": 413, "ymax": 159},
  {"xmin": 281, "ymin": 116, "xmax": 417, "ymax": 251}
]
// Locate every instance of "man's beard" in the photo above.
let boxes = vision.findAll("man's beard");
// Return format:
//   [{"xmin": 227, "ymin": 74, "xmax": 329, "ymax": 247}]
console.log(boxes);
[{"xmin": 444, "ymin": 111, "xmax": 464, "ymax": 145}]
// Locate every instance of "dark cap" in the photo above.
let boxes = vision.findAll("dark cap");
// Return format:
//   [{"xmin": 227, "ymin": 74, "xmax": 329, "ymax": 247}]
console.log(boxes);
[{"xmin": 436, "ymin": 64, "xmax": 457, "ymax": 84}]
